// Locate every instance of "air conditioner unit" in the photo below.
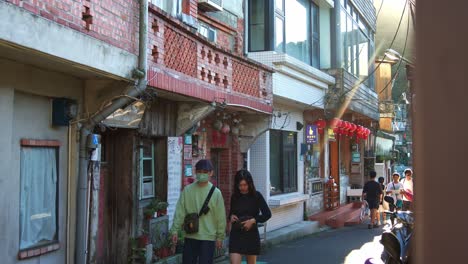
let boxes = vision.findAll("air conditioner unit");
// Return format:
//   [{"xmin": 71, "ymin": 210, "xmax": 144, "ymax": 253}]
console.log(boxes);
[{"xmin": 198, "ymin": 0, "xmax": 223, "ymax": 12}]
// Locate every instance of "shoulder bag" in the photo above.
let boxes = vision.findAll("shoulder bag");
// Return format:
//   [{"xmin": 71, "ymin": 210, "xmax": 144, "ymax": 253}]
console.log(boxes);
[{"xmin": 183, "ymin": 185, "xmax": 216, "ymax": 234}]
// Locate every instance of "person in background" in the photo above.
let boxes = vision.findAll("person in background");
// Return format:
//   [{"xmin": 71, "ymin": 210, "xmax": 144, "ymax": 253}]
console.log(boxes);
[
  {"xmin": 387, "ymin": 172, "xmax": 404, "ymax": 209},
  {"xmin": 170, "ymin": 159, "xmax": 226, "ymax": 264},
  {"xmin": 229, "ymin": 170, "xmax": 271, "ymax": 264},
  {"xmin": 362, "ymin": 171, "xmax": 383, "ymax": 229},
  {"xmin": 401, "ymin": 169, "xmax": 414, "ymax": 211},
  {"xmin": 377, "ymin": 177, "xmax": 388, "ymax": 225}
]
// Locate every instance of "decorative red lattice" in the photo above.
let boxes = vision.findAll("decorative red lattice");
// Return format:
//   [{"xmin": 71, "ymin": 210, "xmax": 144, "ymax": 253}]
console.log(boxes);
[
  {"xmin": 164, "ymin": 27, "xmax": 197, "ymax": 77},
  {"xmin": 232, "ymin": 60, "xmax": 260, "ymax": 97}
]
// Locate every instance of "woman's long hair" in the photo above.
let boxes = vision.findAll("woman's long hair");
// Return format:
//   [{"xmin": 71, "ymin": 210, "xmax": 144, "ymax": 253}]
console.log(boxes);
[{"xmin": 232, "ymin": 169, "xmax": 257, "ymax": 200}]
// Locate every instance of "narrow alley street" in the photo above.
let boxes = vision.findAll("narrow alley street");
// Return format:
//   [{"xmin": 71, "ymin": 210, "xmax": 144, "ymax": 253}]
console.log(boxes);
[{"xmin": 257, "ymin": 225, "xmax": 385, "ymax": 264}]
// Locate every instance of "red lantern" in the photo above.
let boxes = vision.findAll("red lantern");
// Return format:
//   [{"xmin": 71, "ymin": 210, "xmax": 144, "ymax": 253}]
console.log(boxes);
[
  {"xmin": 356, "ymin": 125, "xmax": 363, "ymax": 135},
  {"xmin": 349, "ymin": 123, "xmax": 357, "ymax": 133},
  {"xmin": 314, "ymin": 119, "xmax": 326, "ymax": 134}
]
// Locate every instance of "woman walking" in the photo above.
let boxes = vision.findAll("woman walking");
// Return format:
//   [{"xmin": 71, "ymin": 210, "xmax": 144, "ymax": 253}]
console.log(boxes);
[{"xmin": 229, "ymin": 170, "xmax": 271, "ymax": 264}]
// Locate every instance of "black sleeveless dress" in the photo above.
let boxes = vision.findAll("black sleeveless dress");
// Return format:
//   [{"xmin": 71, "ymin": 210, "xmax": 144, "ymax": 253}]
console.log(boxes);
[{"xmin": 228, "ymin": 191, "xmax": 271, "ymax": 255}]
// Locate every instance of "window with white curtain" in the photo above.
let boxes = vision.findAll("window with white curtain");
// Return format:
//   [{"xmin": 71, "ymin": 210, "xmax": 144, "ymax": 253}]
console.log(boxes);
[{"xmin": 19, "ymin": 147, "xmax": 58, "ymax": 250}]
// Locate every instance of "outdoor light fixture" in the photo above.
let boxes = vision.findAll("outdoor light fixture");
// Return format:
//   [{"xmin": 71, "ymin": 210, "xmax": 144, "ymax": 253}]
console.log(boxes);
[{"xmin": 385, "ymin": 49, "xmax": 414, "ymax": 65}]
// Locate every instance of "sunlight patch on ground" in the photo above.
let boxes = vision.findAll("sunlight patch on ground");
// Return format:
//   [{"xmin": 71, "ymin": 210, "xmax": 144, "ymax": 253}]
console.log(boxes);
[{"xmin": 344, "ymin": 235, "xmax": 385, "ymax": 264}]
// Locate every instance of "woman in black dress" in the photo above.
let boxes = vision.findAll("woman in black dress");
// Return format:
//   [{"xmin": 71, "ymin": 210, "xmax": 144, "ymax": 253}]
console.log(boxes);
[{"xmin": 229, "ymin": 170, "xmax": 271, "ymax": 264}]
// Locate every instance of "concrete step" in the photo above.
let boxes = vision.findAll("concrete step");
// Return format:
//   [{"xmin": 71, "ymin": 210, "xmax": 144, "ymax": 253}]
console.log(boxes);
[
  {"xmin": 310, "ymin": 202, "xmax": 363, "ymax": 229},
  {"xmin": 308, "ymin": 203, "xmax": 354, "ymax": 225},
  {"xmin": 344, "ymin": 208, "xmax": 364, "ymax": 226}
]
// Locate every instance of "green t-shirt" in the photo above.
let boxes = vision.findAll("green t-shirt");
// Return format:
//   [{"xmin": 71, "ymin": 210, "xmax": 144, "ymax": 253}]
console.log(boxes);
[{"xmin": 170, "ymin": 182, "xmax": 226, "ymax": 241}]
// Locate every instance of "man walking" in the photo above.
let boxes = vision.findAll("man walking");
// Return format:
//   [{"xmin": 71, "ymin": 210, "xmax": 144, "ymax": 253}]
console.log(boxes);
[
  {"xmin": 401, "ymin": 169, "xmax": 414, "ymax": 211},
  {"xmin": 386, "ymin": 172, "xmax": 404, "ymax": 209},
  {"xmin": 362, "ymin": 171, "xmax": 383, "ymax": 229},
  {"xmin": 170, "ymin": 159, "xmax": 226, "ymax": 264}
]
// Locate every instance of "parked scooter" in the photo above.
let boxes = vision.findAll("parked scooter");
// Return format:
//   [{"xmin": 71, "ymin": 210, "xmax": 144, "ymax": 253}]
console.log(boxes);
[{"xmin": 380, "ymin": 196, "xmax": 414, "ymax": 264}]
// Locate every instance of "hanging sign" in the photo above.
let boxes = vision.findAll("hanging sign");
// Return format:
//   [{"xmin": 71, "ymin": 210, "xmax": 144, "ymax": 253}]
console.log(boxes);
[
  {"xmin": 328, "ymin": 128, "xmax": 336, "ymax": 141},
  {"xmin": 305, "ymin": 125, "xmax": 318, "ymax": 144},
  {"xmin": 352, "ymin": 151, "xmax": 361, "ymax": 163}
]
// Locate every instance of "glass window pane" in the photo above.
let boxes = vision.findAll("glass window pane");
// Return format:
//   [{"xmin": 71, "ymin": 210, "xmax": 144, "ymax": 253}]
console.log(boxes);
[
  {"xmin": 312, "ymin": 39, "xmax": 320, "ymax": 68},
  {"xmin": 270, "ymin": 131, "xmax": 282, "ymax": 195},
  {"xmin": 347, "ymin": 15, "xmax": 354, "ymax": 73},
  {"xmin": 249, "ymin": 0, "xmax": 267, "ymax": 51},
  {"xmin": 275, "ymin": 0, "xmax": 283, "ymax": 12},
  {"xmin": 275, "ymin": 16, "xmax": 284, "ymax": 52},
  {"xmin": 358, "ymin": 31, "xmax": 369, "ymax": 79},
  {"xmin": 353, "ymin": 21, "xmax": 358, "ymax": 76},
  {"xmin": 341, "ymin": 10, "xmax": 347, "ymax": 68},
  {"xmin": 282, "ymin": 132, "xmax": 297, "ymax": 192},
  {"xmin": 143, "ymin": 179, "xmax": 154, "ymax": 197},
  {"xmin": 143, "ymin": 159, "xmax": 153, "ymax": 176},
  {"xmin": 20, "ymin": 147, "xmax": 57, "ymax": 249},
  {"xmin": 285, "ymin": 0, "xmax": 311, "ymax": 64}
]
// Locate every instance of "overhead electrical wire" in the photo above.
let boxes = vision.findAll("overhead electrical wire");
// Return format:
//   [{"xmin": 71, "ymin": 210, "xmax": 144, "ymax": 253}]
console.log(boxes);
[{"xmin": 378, "ymin": 7, "xmax": 411, "ymax": 96}]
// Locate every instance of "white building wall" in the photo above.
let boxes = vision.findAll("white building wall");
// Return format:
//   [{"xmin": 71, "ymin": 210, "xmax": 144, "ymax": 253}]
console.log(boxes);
[
  {"xmin": 249, "ymin": 132, "xmax": 269, "ymax": 198},
  {"xmin": 249, "ymin": 103, "xmax": 307, "ymax": 232}
]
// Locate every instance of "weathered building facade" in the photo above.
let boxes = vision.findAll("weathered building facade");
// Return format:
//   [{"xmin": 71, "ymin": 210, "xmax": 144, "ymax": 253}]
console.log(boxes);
[{"xmin": 0, "ymin": 0, "xmax": 272, "ymax": 263}]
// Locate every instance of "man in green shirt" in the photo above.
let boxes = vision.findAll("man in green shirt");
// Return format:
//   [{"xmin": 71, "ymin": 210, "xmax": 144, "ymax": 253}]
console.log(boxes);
[{"xmin": 170, "ymin": 159, "xmax": 226, "ymax": 264}]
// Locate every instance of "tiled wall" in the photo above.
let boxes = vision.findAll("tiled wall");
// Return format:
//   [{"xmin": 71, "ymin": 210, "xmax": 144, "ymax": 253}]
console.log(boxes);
[{"xmin": 248, "ymin": 103, "xmax": 307, "ymax": 232}]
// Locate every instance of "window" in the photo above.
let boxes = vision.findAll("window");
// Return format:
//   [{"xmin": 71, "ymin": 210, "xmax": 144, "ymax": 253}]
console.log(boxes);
[
  {"xmin": 19, "ymin": 146, "xmax": 58, "ymax": 250},
  {"xmin": 270, "ymin": 130, "xmax": 298, "ymax": 195},
  {"xmin": 140, "ymin": 139, "xmax": 155, "ymax": 199},
  {"xmin": 248, "ymin": 0, "xmax": 270, "ymax": 51},
  {"xmin": 285, "ymin": 0, "xmax": 310, "ymax": 64},
  {"xmin": 150, "ymin": 0, "xmax": 182, "ymax": 17},
  {"xmin": 340, "ymin": 0, "xmax": 374, "ymax": 86},
  {"xmin": 198, "ymin": 23, "xmax": 217, "ymax": 42},
  {"xmin": 248, "ymin": 0, "xmax": 320, "ymax": 67}
]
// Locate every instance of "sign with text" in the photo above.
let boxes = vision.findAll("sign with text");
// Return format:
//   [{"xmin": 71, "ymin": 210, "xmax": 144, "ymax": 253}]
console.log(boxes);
[{"xmin": 305, "ymin": 125, "xmax": 318, "ymax": 144}]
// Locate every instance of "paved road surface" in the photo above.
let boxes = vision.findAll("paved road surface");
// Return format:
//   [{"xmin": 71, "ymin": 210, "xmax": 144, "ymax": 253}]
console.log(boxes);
[{"xmin": 254, "ymin": 224, "xmax": 386, "ymax": 264}]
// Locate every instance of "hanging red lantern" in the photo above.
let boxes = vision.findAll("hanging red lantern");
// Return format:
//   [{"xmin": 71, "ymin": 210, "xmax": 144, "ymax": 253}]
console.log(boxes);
[
  {"xmin": 356, "ymin": 125, "xmax": 363, "ymax": 135},
  {"xmin": 333, "ymin": 126, "xmax": 340, "ymax": 136},
  {"xmin": 314, "ymin": 119, "xmax": 326, "ymax": 134}
]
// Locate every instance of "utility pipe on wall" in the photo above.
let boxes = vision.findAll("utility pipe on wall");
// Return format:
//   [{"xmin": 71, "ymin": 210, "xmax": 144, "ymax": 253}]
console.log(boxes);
[{"xmin": 75, "ymin": 0, "xmax": 148, "ymax": 263}]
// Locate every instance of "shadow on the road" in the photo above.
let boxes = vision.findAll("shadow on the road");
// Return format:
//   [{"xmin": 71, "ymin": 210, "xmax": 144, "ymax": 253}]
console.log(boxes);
[{"xmin": 257, "ymin": 225, "xmax": 385, "ymax": 264}]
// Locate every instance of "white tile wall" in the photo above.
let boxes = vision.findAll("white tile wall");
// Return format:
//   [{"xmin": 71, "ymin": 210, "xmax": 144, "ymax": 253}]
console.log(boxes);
[
  {"xmin": 273, "ymin": 73, "xmax": 326, "ymax": 108},
  {"xmin": 249, "ymin": 132, "xmax": 269, "ymax": 198},
  {"xmin": 268, "ymin": 203, "xmax": 304, "ymax": 232},
  {"xmin": 248, "ymin": 104, "xmax": 307, "ymax": 232}
]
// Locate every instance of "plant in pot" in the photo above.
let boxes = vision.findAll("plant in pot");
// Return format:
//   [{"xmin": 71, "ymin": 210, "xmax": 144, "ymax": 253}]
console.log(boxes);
[
  {"xmin": 128, "ymin": 237, "xmax": 146, "ymax": 264},
  {"xmin": 175, "ymin": 230, "xmax": 185, "ymax": 254},
  {"xmin": 138, "ymin": 229, "xmax": 150, "ymax": 248},
  {"xmin": 156, "ymin": 201, "xmax": 169, "ymax": 217}
]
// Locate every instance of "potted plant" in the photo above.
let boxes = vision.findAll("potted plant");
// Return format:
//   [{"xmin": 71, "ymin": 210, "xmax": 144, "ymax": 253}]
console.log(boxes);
[
  {"xmin": 138, "ymin": 229, "xmax": 150, "ymax": 248},
  {"xmin": 156, "ymin": 201, "xmax": 169, "ymax": 217},
  {"xmin": 128, "ymin": 237, "xmax": 146, "ymax": 264},
  {"xmin": 175, "ymin": 230, "xmax": 184, "ymax": 254}
]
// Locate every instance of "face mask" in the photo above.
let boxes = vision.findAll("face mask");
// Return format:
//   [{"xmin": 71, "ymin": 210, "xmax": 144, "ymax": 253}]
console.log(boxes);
[{"xmin": 196, "ymin": 173, "xmax": 209, "ymax": 182}]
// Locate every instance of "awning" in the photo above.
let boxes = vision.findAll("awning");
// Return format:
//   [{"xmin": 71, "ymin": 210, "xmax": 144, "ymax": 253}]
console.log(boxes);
[
  {"xmin": 376, "ymin": 136, "xmax": 394, "ymax": 157},
  {"xmin": 102, "ymin": 101, "xmax": 145, "ymax": 128}
]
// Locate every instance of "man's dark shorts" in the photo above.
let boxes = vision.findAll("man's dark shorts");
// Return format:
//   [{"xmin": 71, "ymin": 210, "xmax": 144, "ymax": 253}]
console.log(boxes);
[{"xmin": 367, "ymin": 199, "xmax": 380, "ymax": 210}]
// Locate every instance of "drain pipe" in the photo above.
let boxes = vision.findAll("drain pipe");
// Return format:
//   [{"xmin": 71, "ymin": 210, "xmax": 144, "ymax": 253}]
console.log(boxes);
[{"xmin": 75, "ymin": 0, "xmax": 148, "ymax": 263}]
